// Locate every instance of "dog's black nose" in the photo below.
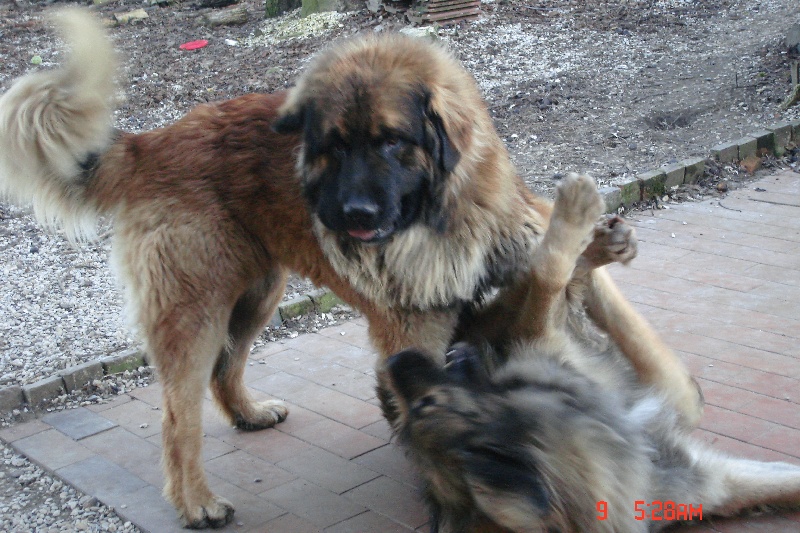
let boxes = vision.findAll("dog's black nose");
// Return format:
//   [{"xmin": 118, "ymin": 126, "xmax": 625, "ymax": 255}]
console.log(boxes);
[{"xmin": 343, "ymin": 198, "xmax": 381, "ymax": 228}]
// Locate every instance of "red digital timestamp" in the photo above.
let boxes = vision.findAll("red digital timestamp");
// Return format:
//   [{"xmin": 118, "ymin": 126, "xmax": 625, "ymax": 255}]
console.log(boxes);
[{"xmin": 596, "ymin": 500, "xmax": 703, "ymax": 521}]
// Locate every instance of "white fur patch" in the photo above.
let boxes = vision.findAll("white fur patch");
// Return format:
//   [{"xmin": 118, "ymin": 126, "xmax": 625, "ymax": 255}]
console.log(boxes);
[{"xmin": 315, "ymin": 215, "xmax": 538, "ymax": 310}]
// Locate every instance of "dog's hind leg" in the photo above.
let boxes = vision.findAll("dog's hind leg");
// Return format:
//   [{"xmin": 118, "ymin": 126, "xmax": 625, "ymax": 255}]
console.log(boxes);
[
  {"xmin": 583, "ymin": 267, "xmax": 703, "ymax": 427},
  {"xmin": 156, "ymin": 319, "xmax": 236, "ymax": 529},
  {"xmin": 653, "ymin": 442, "xmax": 800, "ymax": 530},
  {"xmin": 117, "ymin": 221, "xmax": 266, "ymax": 528},
  {"xmin": 705, "ymin": 457, "xmax": 800, "ymax": 515},
  {"xmin": 210, "ymin": 268, "xmax": 290, "ymax": 430}
]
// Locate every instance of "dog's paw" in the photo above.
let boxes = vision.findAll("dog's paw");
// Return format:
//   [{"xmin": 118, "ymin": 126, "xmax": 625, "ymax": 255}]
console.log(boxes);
[
  {"xmin": 553, "ymin": 173, "xmax": 605, "ymax": 228},
  {"xmin": 581, "ymin": 215, "xmax": 638, "ymax": 268},
  {"xmin": 234, "ymin": 399, "xmax": 288, "ymax": 431},
  {"xmin": 180, "ymin": 495, "xmax": 235, "ymax": 529}
]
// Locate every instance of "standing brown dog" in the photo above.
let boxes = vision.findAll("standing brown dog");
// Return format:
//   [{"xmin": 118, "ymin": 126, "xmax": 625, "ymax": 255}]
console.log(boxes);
[{"xmin": 0, "ymin": 9, "xmax": 701, "ymax": 528}]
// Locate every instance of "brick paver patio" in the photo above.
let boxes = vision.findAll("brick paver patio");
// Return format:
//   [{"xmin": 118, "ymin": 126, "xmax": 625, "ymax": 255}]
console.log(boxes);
[{"xmin": 1, "ymin": 170, "xmax": 799, "ymax": 532}]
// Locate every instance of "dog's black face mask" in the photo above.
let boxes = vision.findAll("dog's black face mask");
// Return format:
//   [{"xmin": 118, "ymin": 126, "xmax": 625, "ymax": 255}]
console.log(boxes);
[
  {"xmin": 385, "ymin": 347, "xmax": 550, "ymax": 532},
  {"xmin": 273, "ymin": 91, "xmax": 460, "ymax": 244}
]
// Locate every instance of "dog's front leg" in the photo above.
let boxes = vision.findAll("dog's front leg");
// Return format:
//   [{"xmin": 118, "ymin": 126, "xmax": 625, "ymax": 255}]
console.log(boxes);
[
  {"xmin": 554, "ymin": 201, "xmax": 703, "ymax": 426},
  {"xmin": 510, "ymin": 173, "xmax": 605, "ymax": 342},
  {"xmin": 372, "ymin": 307, "xmax": 459, "ymax": 427},
  {"xmin": 161, "ymin": 390, "xmax": 234, "ymax": 529}
]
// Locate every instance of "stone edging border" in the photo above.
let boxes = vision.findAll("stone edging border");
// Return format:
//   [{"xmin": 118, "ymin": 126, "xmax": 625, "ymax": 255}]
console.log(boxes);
[
  {"xmin": 0, "ymin": 288, "xmax": 346, "ymax": 418},
  {"xmin": 3, "ymin": 119, "xmax": 800, "ymax": 419},
  {"xmin": 598, "ymin": 119, "xmax": 800, "ymax": 213}
]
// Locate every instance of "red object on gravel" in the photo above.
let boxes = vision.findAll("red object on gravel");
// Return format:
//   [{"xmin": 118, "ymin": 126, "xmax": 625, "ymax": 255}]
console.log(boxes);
[{"xmin": 179, "ymin": 40, "xmax": 208, "ymax": 51}]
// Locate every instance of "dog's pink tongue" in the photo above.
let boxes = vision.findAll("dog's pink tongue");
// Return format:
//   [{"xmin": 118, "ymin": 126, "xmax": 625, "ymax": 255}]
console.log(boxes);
[{"xmin": 348, "ymin": 229, "xmax": 377, "ymax": 241}]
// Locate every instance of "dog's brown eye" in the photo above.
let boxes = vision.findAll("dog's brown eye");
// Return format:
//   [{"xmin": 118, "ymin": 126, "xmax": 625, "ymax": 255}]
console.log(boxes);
[
  {"xmin": 328, "ymin": 136, "xmax": 347, "ymax": 157},
  {"xmin": 383, "ymin": 137, "xmax": 401, "ymax": 151}
]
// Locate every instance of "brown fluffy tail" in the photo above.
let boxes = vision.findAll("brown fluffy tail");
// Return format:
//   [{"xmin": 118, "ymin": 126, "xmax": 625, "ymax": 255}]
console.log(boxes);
[{"xmin": 0, "ymin": 7, "xmax": 117, "ymax": 240}]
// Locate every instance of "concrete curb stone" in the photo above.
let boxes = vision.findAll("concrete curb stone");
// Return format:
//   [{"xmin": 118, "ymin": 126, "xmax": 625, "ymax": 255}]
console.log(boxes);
[
  {"xmin": 750, "ymin": 129, "xmax": 775, "ymax": 155},
  {"xmin": 279, "ymin": 294, "xmax": 316, "ymax": 321},
  {"xmin": 736, "ymin": 136, "xmax": 759, "ymax": 160},
  {"xmin": 0, "ymin": 385, "xmax": 24, "ymax": 414},
  {"xmin": 308, "ymin": 288, "xmax": 344, "ymax": 313},
  {"xmin": 616, "ymin": 179, "xmax": 642, "ymax": 205},
  {"xmin": 59, "ymin": 360, "xmax": 104, "ymax": 393},
  {"xmin": 682, "ymin": 157, "xmax": 706, "ymax": 184},
  {"xmin": 790, "ymin": 119, "xmax": 800, "ymax": 141},
  {"xmin": 598, "ymin": 186, "xmax": 622, "ymax": 213},
  {"xmin": 100, "ymin": 349, "xmax": 148, "ymax": 375},
  {"xmin": 22, "ymin": 375, "xmax": 67, "ymax": 411},
  {"xmin": 710, "ymin": 140, "xmax": 740, "ymax": 163},
  {"xmin": 661, "ymin": 163, "xmax": 685, "ymax": 188},
  {"xmin": 767, "ymin": 122, "xmax": 793, "ymax": 157}
]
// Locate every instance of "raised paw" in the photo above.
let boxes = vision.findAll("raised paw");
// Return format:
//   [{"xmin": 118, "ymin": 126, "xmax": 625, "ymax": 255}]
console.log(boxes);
[
  {"xmin": 581, "ymin": 215, "xmax": 638, "ymax": 268},
  {"xmin": 180, "ymin": 494, "xmax": 235, "ymax": 529},
  {"xmin": 234, "ymin": 399, "xmax": 289, "ymax": 431},
  {"xmin": 553, "ymin": 173, "xmax": 605, "ymax": 229}
]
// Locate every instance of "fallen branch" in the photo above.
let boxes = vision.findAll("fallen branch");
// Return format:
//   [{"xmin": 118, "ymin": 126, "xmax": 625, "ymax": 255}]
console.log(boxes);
[{"xmin": 203, "ymin": 5, "xmax": 248, "ymax": 26}]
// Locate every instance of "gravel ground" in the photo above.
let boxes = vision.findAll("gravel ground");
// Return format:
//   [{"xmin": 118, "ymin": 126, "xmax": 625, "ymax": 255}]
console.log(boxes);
[
  {"xmin": 1, "ymin": 0, "xmax": 800, "ymax": 529},
  {"xmin": 1, "ymin": 0, "xmax": 799, "ymax": 393},
  {"xmin": 0, "ymin": 445, "xmax": 139, "ymax": 533}
]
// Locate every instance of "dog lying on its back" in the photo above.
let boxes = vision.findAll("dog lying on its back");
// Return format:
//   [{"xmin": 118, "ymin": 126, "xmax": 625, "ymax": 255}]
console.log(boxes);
[{"xmin": 387, "ymin": 174, "xmax": 800, "ymax": 533}]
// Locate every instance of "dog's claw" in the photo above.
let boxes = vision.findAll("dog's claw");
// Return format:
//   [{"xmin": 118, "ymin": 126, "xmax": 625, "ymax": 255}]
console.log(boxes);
[
  {"xmin": 234, "ymin": 400, "xmax": 289, "ymax": 431},
  {"xmin": 180, "ymin": 496, "xmax": 235, "ymax": 529},
  {"xmin": 581, "ymin": 215, "xmax": 638, "ymax": 268}
]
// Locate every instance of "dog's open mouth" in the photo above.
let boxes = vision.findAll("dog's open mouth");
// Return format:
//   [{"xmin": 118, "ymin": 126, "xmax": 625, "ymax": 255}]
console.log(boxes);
[
  {"xmin": 346, "ymin": 224, "xmax": 394, "ymax": 243},
  {"xmin": 347, "ymin": 229, "xmax": 379, "ymax": 241}
]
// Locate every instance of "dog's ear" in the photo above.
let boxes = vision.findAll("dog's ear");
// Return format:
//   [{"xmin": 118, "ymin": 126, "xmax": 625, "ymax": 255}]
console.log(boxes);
[
  {"xmin": 273, "ymin": 87, "xmax": 314, "ymax": 134},
  {"xmin": 414, "ymin": 89, "xmax": 464, "ymax": 233},
  {"xmin": 418, "ymin": 90, "xmax": 461, "ymax": 174},
  {"xmin": 272, "ymin": 100, "xmax": 325, "ymax": 160},
  {"xmin": 462, "ymin": 447, "xmax": 549, "ymax": 530},
  {"xmin": 272, "ymin": 102, "xmax": 305, "ymax": 134},
  {"xmin": 427, "ymin": 109, "xmax": 460, "ymax": 174}
]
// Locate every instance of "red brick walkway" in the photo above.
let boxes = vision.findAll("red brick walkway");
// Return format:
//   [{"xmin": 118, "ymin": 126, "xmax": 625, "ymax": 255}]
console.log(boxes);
[{"xmin": 1, "ymin": 170, "xmax": 799, "ymax": 532}]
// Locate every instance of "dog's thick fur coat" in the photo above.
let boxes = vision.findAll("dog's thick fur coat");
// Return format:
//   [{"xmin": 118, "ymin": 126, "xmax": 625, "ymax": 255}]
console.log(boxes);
[
  {"xmin": 387, "ymin": 175, "xmax": 800, "ymax": 532},
  {"xmin": 0, "ymin": 9, "xmax": 702, "ymax": 528}
]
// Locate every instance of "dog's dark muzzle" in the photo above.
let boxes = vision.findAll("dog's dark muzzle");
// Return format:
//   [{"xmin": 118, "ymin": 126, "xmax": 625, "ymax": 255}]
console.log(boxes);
[{"xmin": 386, "ymin": 350, "xmax": 445, "ymax": 402}]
